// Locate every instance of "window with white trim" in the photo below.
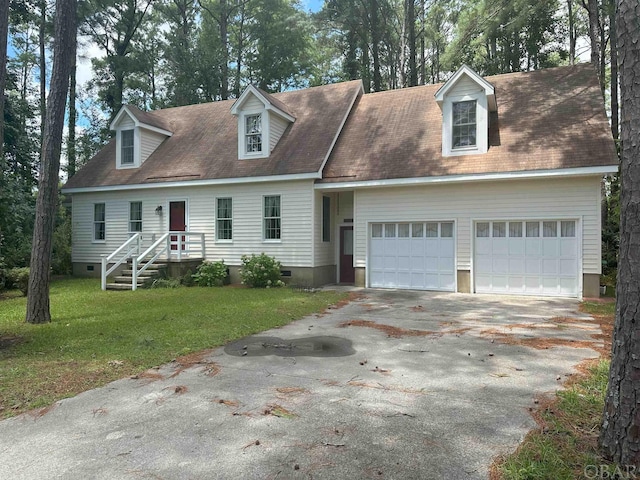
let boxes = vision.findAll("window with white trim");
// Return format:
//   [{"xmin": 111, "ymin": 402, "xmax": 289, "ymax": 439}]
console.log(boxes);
[
  {"xmin": 129, "ymin": 201, "xmax": 142, "ymax": 233},
  {"xmin": 94, "ymin": 203, "xmax": 105, "ymax": 241},
  {"xmin": 452, "ymin": 100, "xmax": 477, "ymax": 148},
  {"xmin": 264, "ymin": 195, "xmax": 281, "ymax": 240},
  {"xmin": 245, "ymin": 114, "xmax": 262, "ymax": 154},
  {"xmin": 216, "ymin": 197, "xmax": 233, "ymax": 241},
  {"xmin": 121, "ymin": 129, "xmax": 135, "ymax": 165}
]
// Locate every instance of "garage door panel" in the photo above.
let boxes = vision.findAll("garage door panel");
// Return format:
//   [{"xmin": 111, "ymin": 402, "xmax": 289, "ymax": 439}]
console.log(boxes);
[
  {"xmin": 509, "ymin": 239, "xmax": 525, "ymax": 255},
  {"xmin": 370, "ymin": 221, "xmax": 455, "ymax": 291},
  {"xmin": 476, "ymin": 220, "xmax": 578, "ymax": 297},
  {"xmin": 476, "ymin": 238, "xmax": 492, "ymax": 255}
]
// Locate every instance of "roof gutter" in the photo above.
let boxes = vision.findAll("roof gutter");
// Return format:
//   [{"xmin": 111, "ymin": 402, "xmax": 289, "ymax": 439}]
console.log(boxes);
[
  {"xmin": 62, "ymin": 172, "xmax": 321, "ymax": 194},
  {"xmin": 314, "ymin": 165, "xmax": 618, "ymax": 190}
]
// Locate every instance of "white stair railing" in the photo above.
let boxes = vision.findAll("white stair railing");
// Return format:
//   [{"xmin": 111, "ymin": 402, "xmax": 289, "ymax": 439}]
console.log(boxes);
[
  {"xmin": 101, "ymin": 233, "xmax": 141, "ymax": 290},
  {"xmin": 132, "ymin": 233, "xmax": 171, "ymax": 290}
]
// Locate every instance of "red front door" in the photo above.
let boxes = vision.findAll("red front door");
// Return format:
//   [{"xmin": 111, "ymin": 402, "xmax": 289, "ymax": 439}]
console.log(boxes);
[
  {"xmin": 340, "ymin": 226, "xmax": 355, "ymax": 283},
  {"xmin": 169, "ymin": 201, "xmax": 186, "ymax": 251}
]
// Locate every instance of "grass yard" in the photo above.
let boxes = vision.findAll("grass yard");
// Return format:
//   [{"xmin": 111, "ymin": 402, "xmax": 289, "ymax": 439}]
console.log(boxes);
[
  {"xmin": 0, "ymin": 278, "xmax": 346, "ymax": 418},
  {"xmin": 493, "ymin": 300, "xmax": 617, "ymax": 480}
]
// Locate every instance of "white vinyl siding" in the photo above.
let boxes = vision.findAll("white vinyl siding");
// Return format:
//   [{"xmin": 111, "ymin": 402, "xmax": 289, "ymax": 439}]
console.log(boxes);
[
  {"xmin": 71, "ymin": 180, "xmax": 314, "ymax": 267},
  {"xmin": 118, "ymin": 115, "xmax": 135, "ymax": 129},
  {"xmin": 242, "ymin": 96, "xmax": 264, "ymax": 111},
  {"xmin": 354, "ymin": 176, "xmax": 602, "ymax": 277},
  {"xmin": 270, "ymin": 114, "xmax": 289, "ymax": 152},
  {"xmin": 314, "ymin": 191, "xmax": 336, "ymax": 266},
  {"xmin": 448, "ymin": 75, "xmax": 483, "ymax": 96},
  {"xmin": 140, "ymin": 130, "xmax": 166, "ymax": 163},
  {"xmin": 336, "ymin": 191, "xmax": 354, "ymax": 223}
]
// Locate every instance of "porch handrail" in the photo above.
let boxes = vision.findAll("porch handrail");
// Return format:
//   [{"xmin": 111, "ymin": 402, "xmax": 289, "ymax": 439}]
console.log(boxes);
[
  {"xmin": 132, "ymin": 233, "xmax": 171, "ymax": 291},
  {"xmin": 101, "ymin": 233, "xmax": 141, "ymax": 290}
]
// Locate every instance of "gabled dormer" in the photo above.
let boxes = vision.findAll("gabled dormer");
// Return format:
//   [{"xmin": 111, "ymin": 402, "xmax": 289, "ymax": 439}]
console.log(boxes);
[
  {"xmin": 230, "ymin": 85, "xmax": 296, "ymax": 160},
  {"xmin": 435, "ymin": 65, "xmax": 497, "ymax": 157},
  {"xmin": 111, "ymin": 105, "xmax": 173, "ymax": 169}
]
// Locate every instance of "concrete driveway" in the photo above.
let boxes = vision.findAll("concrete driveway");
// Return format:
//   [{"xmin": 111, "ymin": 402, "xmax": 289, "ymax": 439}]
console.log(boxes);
[{"xmin": 0, "ymin": 290, "xmax": 601, "ymax": 479}]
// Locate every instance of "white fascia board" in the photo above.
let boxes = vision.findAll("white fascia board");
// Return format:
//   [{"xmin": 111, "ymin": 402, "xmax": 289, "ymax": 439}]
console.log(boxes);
[
  {"xmin": 314, "ymin": 165, "xmax": 618, "ymax": 191},
  {"xmin": 435, "ymin": 65, "xmax": 496, "ymax": 110},
  {"xmin": 265, "ymin": 104, "xmax": 295, "ymax": 123},
  {"xmin": 110, "ymin": 106, "xmax": 134, "ymax": 130},
  {"xmin": 62, "ymin": 172, "xmax": 320, "ymax": 194},
  {"xmin": 232, "ymin": 85, "xmax": 295, "ymax": 122},
  {"xmin": 317, "ymin": 81, "xmax": 364, "ymax": 175},
  {"xmin": 110, "ymin": 106, "xmax": 172, "ymax": 136},
  {"xmin": 139, "ymin": 124, "xmax": 173, "ymax": 137}
]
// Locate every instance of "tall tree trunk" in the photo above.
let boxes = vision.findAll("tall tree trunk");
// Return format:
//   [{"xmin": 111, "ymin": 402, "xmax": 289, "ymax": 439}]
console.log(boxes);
[
  {"xmin": 0, "ymin": 0, "xmax": 9, "ymax": 160},
  {"xmin": 568, "ymin": 0, "xmax": 576, "ymax": 65},
  {"xmin": 609, "ymin": 0, "xmax": 619, "ymax": 141},
  {"xmin": 219, "ymin": 0, "xmax": 229, "ymax": 100},
  {"xmin": 26, "ymin": 0, "xmax": 77, "ymax": 325},
  {"xmin": 586, "ymin": 0, "xmax": 602, "ymax": 91},
  {"xmin": 599, "ymin": 0, "xmax": 640, "ymax": 465},
  {"xmin": 406, "ymin": 0, "xmax": 417, "ymax": 86},
  {"xmin": 67, "ymin": 36, "xmax": 77, "ymax": 178},
  {"xmin": 369, "ymin": 0, "xmax": 382, "ymax": 92},
  {"xmin": 39, "ymin": 0, "xmax": 47, "ymax": 139}
]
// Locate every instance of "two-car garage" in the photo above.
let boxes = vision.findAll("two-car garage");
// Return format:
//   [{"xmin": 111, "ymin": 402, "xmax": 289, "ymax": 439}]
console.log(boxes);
[{"xmin": 367, "ymin": 219, "xmax": 579, "ymax": 297}]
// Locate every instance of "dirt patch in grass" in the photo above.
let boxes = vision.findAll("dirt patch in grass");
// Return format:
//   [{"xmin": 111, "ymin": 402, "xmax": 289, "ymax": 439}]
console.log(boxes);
[{"xmin": 0, "ymin": 335, "xmax": 24, "ymax": 350}]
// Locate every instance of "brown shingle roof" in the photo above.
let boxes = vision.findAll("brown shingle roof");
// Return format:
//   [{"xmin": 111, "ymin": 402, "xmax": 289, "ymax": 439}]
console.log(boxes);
[
  {"xmin": 64, "ymin": 80, "xmax": 362, "ymax": 189},
  {"xmin": 125, "ymin": 105, "xmax": 172, "ymax": 132},
  {"xmin": 320, "ymin": 64, "xmax": 617, "ymax": 183}
]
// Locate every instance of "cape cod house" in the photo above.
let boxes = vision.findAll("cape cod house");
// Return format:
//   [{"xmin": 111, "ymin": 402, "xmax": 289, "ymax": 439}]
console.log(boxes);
[{"xmin": 62, "ymin": 63, "xmax": 617, "ymax": 297}]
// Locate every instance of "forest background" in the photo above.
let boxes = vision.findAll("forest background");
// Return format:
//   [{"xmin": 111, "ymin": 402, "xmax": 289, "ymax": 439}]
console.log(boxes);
[{"xmin": 0, "ymin": 0, "xmax": 620, "ymax": 282}]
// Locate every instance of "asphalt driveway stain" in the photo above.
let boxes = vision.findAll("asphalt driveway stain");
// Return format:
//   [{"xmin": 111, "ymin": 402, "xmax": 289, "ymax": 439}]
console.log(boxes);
[{"xmin": 224, "ymin": 335, "xmax": 355, "ymax": 357}]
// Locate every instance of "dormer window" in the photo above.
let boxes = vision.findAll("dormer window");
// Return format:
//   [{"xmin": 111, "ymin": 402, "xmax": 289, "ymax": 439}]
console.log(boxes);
[
  {"xmin": 111, "ymin": 105, "xmax": 173, "ymax": 170},
  {"xmin": 121, "ymin": 129, "xmax": 135, "ymax": 164},
  {"xmin": 434, "ymin": 65, "xmax": 496, "ymax": 157},
  {"xmin": 231, "ymin": 85, "xmax": 296, "ymax": 160},
  {"xmin": 245, "ymin": 114, "xmax": 262, "ymax": 153},
  {"xmin": 452, "ymin": 100, "xmax": 477, "ymax": 148}
]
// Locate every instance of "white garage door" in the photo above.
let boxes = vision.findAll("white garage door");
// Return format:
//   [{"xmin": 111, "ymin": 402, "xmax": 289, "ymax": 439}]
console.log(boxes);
[
  {"xmin": 370, "ymin": 222, "xmax": 455, "ymax": 291},
  {"xmin": 474, "ymin": 220, "xmax": 579, "ymax": 297}
]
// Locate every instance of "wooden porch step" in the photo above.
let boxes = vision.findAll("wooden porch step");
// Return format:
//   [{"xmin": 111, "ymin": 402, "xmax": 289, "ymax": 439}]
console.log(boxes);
[{"xmin": 105, "ymin": 283, "xmax": 145, "ymax": 291}]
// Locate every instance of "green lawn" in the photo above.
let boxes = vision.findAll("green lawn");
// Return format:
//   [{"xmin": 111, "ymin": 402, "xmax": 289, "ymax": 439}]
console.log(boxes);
[{"xmin": 0, "ymin": 278, "xmax": 346, "ymax": 418}]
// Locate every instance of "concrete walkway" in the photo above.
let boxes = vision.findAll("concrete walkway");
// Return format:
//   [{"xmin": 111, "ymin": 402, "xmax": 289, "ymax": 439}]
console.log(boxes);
[{"xmin": 0, "ymin": 290, "xmax": 601, "ymax": 479}]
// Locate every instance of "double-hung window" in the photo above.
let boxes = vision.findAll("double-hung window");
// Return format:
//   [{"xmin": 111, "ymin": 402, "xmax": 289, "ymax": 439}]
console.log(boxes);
[
  {"xmin": 264, "ymin": 195, "xmax": 281, "ymax": 240},
  {"xmin": 216, "ymin": 198, "xmax": 233, "ymax": 241},
  {"xmin": 121, "ymin": 129, "xmax": 135, "ymax": 165},
  {"xmin": 94, "ymin": 203, "xmax": 105, "ymax": 241},
  {"xmin": 245, "ymin": 114, "xmax": 262, "ymax": 154},
  {"xmin": 452, "ymin": 100, "xmax": 477, "ymax": 148},
  {"xmin": 129, "ymin": 201, "xmax": 142, "ymax": 233}
]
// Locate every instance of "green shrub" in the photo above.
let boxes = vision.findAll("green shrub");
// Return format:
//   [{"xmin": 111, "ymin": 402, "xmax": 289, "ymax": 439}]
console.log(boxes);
[
  {"xmin": 240, "ymin": 253, "xmax": 285, "ymax": 288},
  {"xmin": 181, "ymin": 269, "xmax": 195, "ymax": 287},
  {"xmin": 150, "ymin": 278, "xmax": 182, "ymax": 289},
  {"xmin": 8, "ymin": 267, "xmax": 30, "ymax": 296},
  {"xmin": 193, "ymin": 260, "xmax": 228, "ymax": 287}
]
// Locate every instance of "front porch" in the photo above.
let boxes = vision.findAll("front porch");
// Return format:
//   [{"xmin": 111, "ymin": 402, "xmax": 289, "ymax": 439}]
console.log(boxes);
[{"xmin": 101, "ymin": 231, "xmax": 205, "ymax": 290}]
